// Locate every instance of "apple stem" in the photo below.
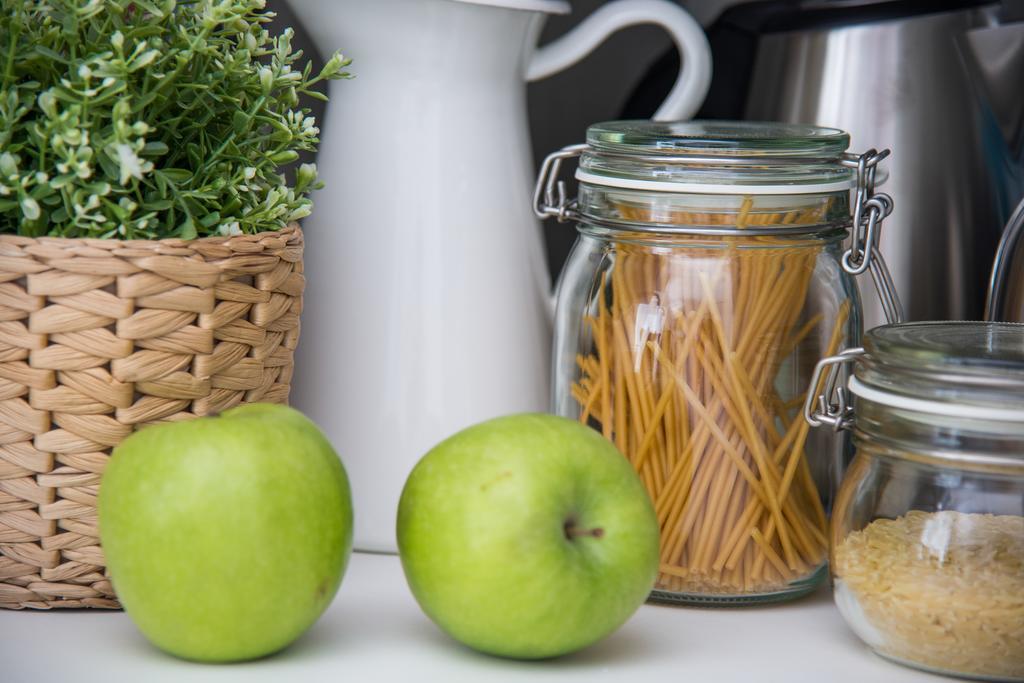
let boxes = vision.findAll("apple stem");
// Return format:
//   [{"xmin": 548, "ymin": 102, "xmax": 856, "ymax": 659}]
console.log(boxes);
[{"xmin": 564, "ymin": 521, "xmax": 604, "ymax": 540}]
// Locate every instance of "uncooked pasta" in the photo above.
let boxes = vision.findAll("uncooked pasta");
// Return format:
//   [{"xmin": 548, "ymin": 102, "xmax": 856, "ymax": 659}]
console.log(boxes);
[
  {"xmin": 833, "ymin": 510, "xmax": 1024, "ymax": 679},
  {"xmin": 570, "ymin": 198, "xmax": 847, "ymax": 597}
]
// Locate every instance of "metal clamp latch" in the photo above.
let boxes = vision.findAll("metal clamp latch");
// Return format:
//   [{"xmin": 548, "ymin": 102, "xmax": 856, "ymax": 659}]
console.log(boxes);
[
  {"xmin": 803, "ymin": 347, "xmax": 865, "ymax": 431},
  {"xmin": 533, "ymin": 143, "xmax": 587, "ymax": 222},
  {"xmin": 840, "ymin": 150, "xmax": 905, "ymax": 324}
]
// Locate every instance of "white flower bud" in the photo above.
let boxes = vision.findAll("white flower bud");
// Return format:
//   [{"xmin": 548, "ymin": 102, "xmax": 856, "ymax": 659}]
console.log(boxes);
[
  {"xmin": 0, "ymin": 152, "xmax": 18, "ymax": 178},
  {"xmin": 320, "ymin": 52, "xmax": 350, "ymax": 79},
  {"xmin": 38, "ymin": 91, "xmax": 57, "ymax": 117},
  {"xmin": 134, "ymin": 50, "xmax": 159, "ymax": 70},
  {"xmin": 296, "ymin": 163, "xmax": 317, "ymax": 188},
  {"xmin": 258, "ymin": 67, "xmax": 274, "ymax": 95},
  {"xmin": 21, "ymin": 197, "xmax": 41, "ymax": 221},
  {"xmin": 113, "ymin": 143, "xmax": 146, "ymax": 185}
]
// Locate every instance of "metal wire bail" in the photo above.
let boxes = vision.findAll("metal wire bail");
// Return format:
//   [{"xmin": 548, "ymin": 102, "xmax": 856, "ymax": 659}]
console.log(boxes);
[
  {"xmin": 841, "ymin": 149, "xmax": 905, "ymax": 324},
  {"xmin": 533, "ymin": 144, "xmax": 587, "ymax": 222},
  {"xmin": 803, "ymin": 347, "xmax": 866, "ymax": 430}
]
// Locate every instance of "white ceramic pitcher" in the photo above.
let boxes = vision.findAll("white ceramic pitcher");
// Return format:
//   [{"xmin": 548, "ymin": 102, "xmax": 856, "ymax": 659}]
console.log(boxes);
[{"xmin": 287, "ymin": 0, "xmax": 712, "ymax": 552}]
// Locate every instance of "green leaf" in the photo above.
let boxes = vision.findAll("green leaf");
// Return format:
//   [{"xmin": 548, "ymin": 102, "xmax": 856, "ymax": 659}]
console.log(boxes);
[
  {"xmin": 178, "ymin": 217, "xmax": 197, "ymax": 240},
  {"xmin": 154, "ymin": 172, "xmax": 169, "ymax": 198},
  {"xmin": 50, "ymin": 174, "xmax": 77, "ymax": 189},
  {"xmin": 130, "ymin": 0, "xmax": 168, "ymax": 19},
  {"xmin": 222, "ymin": 197, "xmax": 242, "ymax": 215},
  {"xmin": 269, "ymin": 150, "xmax": 298, "ymax": 164},
  {"xmin": 160, "ymin": 169, "xmax": 193, "ymax": 183},
  {"xmin": 185, "ymin": 144, "xmax": 203, "ymax": 169},
  {"xmin": 232, "ymin": 109, "xmax": 250, "ymax": 133},
  {"xmin": 96, "ymin": 154, "xmax": 120, "ymax": 182},
  {"xmin": 30, "ymin": 184, "xmax": 56, "ymax": 199},
  {"xmin": 83, "ymin": 182, "xmax": 112, "ymax": 196},
  {"xmin": 33, "ymin": 45, "xmax": 68, "ymax": 65},
  {"xmin": 198, "ymin": 211, "xmax": 221, "ymax": 228},
  {"xmin": 142, "ymin": 141, "xmax": 170, "ymax": 156}
]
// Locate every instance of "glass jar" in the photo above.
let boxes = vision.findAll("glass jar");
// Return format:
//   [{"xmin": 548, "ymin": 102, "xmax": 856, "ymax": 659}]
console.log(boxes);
[
  {"xmin": 808, "ymin": 322, "xmax": 1024, "ymax": 681},
  {"xmin": 539, "ymin": 121, "xmax": 902, "ymax": 605}
]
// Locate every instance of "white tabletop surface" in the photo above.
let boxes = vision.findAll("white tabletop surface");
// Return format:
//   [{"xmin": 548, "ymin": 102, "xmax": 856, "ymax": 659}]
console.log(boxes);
[{"xmin": 3, "ymin": 550, "xmax": 948, "ymax": 683}]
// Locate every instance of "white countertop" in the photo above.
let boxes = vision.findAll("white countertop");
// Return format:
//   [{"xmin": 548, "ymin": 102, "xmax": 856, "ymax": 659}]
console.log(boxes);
[{"xmin": 3, "ymin": 551, "xmax": 947, "ymax": 683}]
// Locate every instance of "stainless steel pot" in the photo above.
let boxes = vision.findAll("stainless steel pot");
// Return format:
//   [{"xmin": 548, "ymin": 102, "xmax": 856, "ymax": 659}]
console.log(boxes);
[
  {"xmin": 746, "ymin": 3, "xmax": 1024, "ymax": 328},
  {"xmin": 632, "ymin": 1, "xmax": 1024, "ymax": 328},
  {"xmin": 986, "ymin": 195, "xmax": 1024, "ymax": 321}
]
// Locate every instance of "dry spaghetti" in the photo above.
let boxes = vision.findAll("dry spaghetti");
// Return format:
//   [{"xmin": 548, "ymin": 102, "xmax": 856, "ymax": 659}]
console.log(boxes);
[{"xmin": 570, "ymin": 199, "xmax": 847, "ymax": 597}]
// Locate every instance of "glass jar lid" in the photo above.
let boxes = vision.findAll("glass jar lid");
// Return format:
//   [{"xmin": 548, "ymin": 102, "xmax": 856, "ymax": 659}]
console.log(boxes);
[
  {"xmin": 578, "ymin": 120, "xmax": 856, "ymax": 194},
  {"xmin": 851, "ymin": 321, "xmax": 1024, "ymax": 420}
]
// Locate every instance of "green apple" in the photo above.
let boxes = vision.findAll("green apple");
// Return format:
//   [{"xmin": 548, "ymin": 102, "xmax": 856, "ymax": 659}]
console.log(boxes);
[
  {"xmin": 397, "ymin": 413, "xmax": 659, "ymax": 659},
  {"xmin": 98, "ymin": 403, "xmax": 353, "ymax": 662}
]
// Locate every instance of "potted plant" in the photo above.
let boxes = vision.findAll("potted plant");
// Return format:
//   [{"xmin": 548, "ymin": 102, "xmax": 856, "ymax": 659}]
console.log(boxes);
[{"xmin": 0, "ymin": 0, "xmax": 349, "ymax": 609}]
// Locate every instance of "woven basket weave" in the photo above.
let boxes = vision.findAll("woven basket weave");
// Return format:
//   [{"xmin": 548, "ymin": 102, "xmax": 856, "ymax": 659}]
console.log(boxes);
[{"xmin": 0, "ymin": 224, "xmax": 303, "ymax": 609}]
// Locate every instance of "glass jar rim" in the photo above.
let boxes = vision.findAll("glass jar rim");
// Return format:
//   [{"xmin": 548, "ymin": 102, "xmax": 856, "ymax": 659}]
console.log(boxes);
[
  {"xmin": 834, "ymin": 322, "xmax": 1024, "ymax": 469},
  {"xmin": 848, "ymin": 322, "xmax": 1024, "ymax": 446},
  {"xmin": 586, "ymin": 120, "xmax": 851, "ymax": 157},
  {"xmin": 579, "ymin": 120, "xmax": 857, "ymax": 194},
  {"xmin": 862, "ymin": 321, "xmax": 1024, "ymax": 387}
]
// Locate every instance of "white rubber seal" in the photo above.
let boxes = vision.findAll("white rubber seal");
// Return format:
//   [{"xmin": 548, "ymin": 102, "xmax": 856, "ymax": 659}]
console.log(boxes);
[
  {"xmin": 847, "ymin": 376, "xmax": 1024, "ymax": 422},
  {"xmin": 576, "ymin": 170, "xmax": 854, "ymax": 195}
]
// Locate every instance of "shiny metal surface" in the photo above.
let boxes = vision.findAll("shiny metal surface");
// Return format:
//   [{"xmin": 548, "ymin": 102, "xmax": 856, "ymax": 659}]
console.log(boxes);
[
  {"xmin": 746, "ymin": 8, "xmax": 1024, "ymax": 328},
  {"xmin": 803, "ymin": 347, "xmax": 865, "ymax": 431},
  {"xmin": 985, "ymin": 195, "xmax": 1024, "ymax": 320}
]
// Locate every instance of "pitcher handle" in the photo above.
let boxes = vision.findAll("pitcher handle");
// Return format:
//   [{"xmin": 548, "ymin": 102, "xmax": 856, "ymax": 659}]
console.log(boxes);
[{"xmin": 527, "ymin": 0, "xmax": 711, "ymax": 120}]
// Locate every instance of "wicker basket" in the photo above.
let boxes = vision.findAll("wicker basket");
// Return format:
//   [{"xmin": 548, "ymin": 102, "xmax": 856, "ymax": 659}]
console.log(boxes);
[{"xmin": 0, "ymin": 224, "xmax": 304, "ymax": 609}]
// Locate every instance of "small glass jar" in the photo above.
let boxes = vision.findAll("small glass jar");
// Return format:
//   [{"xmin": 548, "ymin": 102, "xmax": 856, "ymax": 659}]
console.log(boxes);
[
  {"xmin": 539, "ymin": 121, "xmax": 901, "ymax": 605},
  {"xmin": 808, "ymin": 322, "xmax": 1024, "ymax": 681}
]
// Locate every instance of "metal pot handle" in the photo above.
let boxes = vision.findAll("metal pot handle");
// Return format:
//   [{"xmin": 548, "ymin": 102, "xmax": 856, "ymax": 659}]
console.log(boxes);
[{"xmin": 984, "ymin": 195, "xmax": 1024, "ymax": 321}]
